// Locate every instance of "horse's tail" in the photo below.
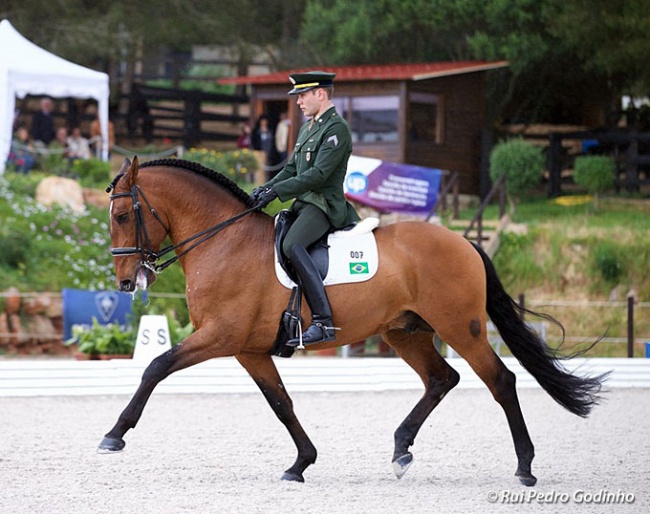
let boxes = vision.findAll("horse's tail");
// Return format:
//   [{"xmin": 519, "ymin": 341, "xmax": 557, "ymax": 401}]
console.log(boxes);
[{"xmin": 471, "ymin": 242, "xmax": 608, "ymax": 417}]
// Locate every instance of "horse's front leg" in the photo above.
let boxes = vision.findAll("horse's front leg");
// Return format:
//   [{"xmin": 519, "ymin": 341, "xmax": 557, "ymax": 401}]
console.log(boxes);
[
  {"xmin": 97, "ymin": 344, "xmax": 182, "ymax": 452},
  {"xmin": 236, "ymin": 353, "xmax": 317, "ymax": 482},
  {"xmin": 98, "ymin": 328, "xmax": 224, "ymax": 453}
]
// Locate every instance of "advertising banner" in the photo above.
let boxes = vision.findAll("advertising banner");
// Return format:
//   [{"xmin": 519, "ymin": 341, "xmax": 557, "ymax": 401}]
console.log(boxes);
[
  {"xmin": 344, "ymin": 155, "xmax": 442, "ymax": 215},
  {"xmin": 62, "ymin": 289, "xmax": 143, "ymax": 340}
]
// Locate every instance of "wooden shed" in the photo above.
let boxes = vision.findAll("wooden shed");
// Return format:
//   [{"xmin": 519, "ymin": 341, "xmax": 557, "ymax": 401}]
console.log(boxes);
[{"xmin": 220, "ymin": 61, "xmax": 508, "ymax": 196}]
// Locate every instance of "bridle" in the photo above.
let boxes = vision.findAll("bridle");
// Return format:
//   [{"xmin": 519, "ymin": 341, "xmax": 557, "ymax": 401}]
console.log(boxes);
[{"xmin": 107, "ymin": 176, "xmax": 257, "ymax": 274}]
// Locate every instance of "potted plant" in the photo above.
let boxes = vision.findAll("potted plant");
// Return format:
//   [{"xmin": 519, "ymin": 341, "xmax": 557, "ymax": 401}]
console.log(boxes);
[{"xmin": 67, "ymin": 317, "xmax": 136, "ymax": 360}]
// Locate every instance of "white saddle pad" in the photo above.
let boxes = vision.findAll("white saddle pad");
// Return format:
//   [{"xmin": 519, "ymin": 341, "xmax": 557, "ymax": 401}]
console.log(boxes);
[{"xmin": 275, "ymin": 217, "xmax": 380, "ymax": 289}]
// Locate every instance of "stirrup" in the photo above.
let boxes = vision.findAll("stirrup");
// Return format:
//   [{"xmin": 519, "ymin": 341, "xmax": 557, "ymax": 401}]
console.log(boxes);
[{"xmin": 287, "ymin": 319, "xmax": 339, "ymax": 349}]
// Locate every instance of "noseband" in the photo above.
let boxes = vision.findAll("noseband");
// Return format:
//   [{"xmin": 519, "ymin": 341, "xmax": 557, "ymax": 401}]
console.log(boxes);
[{"xmin": 108, "ymin": 177, "xmax": 257, "ymax": 273}]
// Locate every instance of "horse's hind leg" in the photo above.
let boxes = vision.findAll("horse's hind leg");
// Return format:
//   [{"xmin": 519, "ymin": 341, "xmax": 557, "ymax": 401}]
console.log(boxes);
[
  {"xmin": 236, "ymin": 353, "xmax": 317, "ymax": 483},
  {"xmin": 382, "ymin": 329, "xmax": 460, "ymax": 479},
  {"xmin": 448, "ymin": 335, "xmax": 537, "ymax": 486}
]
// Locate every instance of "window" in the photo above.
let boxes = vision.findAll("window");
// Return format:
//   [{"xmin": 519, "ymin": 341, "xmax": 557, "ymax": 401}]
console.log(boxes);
[
  {"xmin": 409, "ymin": 92, "xmax": 443, "ymax": 144},
  {"xmin": 334, "ymin": 95, "xmax": 399, "ymax": 143}
]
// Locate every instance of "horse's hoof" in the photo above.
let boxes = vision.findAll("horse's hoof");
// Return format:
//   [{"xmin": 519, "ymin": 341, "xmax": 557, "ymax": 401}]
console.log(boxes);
[
  {"xmin": 97, "ymin": 437, "xmax": 126, "ymax": 454},
  {"xmin": 392, "ymin": 452, "xmax": 414, "ymax": 479},
  {"xmin": 515, "ymin": 470, "xmax": 537, "ymax": 487},
  {"xmin": 281, "ymin": 471, "xmax": 304, "ymax": 483}
]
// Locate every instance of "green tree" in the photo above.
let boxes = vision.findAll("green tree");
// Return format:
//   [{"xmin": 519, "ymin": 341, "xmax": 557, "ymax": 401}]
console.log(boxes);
[
  {"xmin": 573, "ymin": 156, "xmax": 615, "ymax": 211},
  {"xmin": 489, "ymin": 138, "xmax": 545, "ymax": 212}
]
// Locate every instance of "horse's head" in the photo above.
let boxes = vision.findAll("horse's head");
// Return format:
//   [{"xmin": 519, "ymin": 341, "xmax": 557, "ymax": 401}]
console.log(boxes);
[{"xmin": 108, "ymin": 157, "xmax": 169, "ymax": 292}]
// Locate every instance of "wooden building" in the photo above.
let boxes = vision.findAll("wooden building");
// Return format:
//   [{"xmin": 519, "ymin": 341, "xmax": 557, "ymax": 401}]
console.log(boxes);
[{"xmin": 220, "ymin": 61, "xmax": 508, "ymax": 196}]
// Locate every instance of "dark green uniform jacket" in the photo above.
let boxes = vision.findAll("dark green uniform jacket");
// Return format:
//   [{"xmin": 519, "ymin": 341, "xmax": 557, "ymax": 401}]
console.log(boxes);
[{"xmin": 264, "ymin": 106, "xmax": 360, "ymax": 228}]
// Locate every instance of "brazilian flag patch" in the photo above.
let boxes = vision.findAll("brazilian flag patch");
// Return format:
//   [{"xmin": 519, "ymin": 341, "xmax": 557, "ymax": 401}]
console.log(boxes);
[{"xmin": 349, "ymin": 262, "xmax": 369, "ymax": 274}]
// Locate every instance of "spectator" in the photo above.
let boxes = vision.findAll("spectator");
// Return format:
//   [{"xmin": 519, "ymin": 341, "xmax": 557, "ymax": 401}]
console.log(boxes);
[
  {"xmin": 7, "ymin": 126, "xmax": 35, "ymax": 173},
  {"xmin": 30, "ymin": 97, "xmax": 56, "ymax": 146},
  {"xmin": 251, "ymin": 114, "xmax": 275, "ymax": 166},
  {"xmin": 275, "ymin": 111, "xmax": 291, "ymax": 164},
  {"xmin": 67, "ymin": 126, "xmax": 91, "ymax": 160},
  {"xmin": 90, "ymin": 115, "xmax": 115, "ymax": 158},
  {"xmin": 236, "ymin": 122, "xmax": 252, "ymax": 149},
  {"xmin": 49, "ymin": 126, "xmax": 70, "ymax": 160}
]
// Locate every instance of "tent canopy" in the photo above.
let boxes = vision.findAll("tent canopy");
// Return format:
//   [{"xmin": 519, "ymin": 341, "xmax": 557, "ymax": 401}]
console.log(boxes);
[{"xmin": 0, "ymin": 19, "xmax": 110, "ymax": 173}]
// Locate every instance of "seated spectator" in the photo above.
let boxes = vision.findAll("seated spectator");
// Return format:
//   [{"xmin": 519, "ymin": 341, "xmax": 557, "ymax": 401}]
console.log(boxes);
[
  {"xmin": 49, "ymin": 126, "xmax": 70, "ymax": 159},
  {"xmin": 67, "ymin": 126, "xmax": 91, "ymax": 160},
  {"xmin": 7, "ymin": 127, "xmax": 36, "ymax": 173}
]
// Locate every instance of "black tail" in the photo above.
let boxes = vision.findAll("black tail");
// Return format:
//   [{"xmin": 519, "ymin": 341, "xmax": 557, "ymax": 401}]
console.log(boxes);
[{"xmin": 472, "ymin": 242, "xmax": 608, "ymax": 417}]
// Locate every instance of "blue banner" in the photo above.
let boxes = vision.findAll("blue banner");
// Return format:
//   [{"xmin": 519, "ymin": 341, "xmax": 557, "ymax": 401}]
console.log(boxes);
[
  {"xmin": 62, "ymin": 289, "xmax": 144, "ymax": 340},
  {"xmin": 344, "ymin": 155, "xmax": 442, "ymax": 215}
]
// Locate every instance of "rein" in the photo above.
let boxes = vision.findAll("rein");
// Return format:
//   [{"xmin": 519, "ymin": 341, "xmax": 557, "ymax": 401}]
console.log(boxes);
[{"xmin": 108, "ymin": 178, "xmax": 257, "ymax": 274}]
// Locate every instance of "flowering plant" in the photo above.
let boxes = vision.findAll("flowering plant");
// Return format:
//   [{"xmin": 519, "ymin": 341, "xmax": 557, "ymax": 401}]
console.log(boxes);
[{"xmin": 183, "ymin": 147, "xmax": 259, "ymax": 184}]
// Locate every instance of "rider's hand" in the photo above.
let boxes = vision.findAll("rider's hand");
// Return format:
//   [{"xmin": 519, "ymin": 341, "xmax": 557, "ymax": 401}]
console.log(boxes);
[
  {"xmin": 249, "ymin": 186, "xmax": 264, "ymax": 203},
  {"xmin": 254, "ymin": 187, "xmax": 278, "ymax": 209}
]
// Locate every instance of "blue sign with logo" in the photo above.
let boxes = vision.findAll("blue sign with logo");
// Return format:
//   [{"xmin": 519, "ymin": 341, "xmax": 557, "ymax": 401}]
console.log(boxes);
[
  {"xmin": 62, "ymin": 289, "xmax": 145, "ymax": 340},
  {"xmin": 344, "ymin": 156, "xmax": 442, "ymax": 215}
]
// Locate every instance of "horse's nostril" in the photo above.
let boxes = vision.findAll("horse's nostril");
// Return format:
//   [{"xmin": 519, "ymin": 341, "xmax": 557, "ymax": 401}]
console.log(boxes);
[{"xmin": 119, "ymin": 279, "xmax": 133, "ymax": 292}]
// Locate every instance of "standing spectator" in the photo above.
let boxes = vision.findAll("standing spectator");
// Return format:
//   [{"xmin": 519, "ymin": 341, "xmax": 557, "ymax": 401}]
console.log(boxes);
[
  {"xmin": 236, "ymin": 122, "xmax": 252, "ymax": 149},
  {"xmin": 7, "ymin": 126, "xmax": 35, "ymax": 173},
  {"xmin": 275, "ymin": 111, "xmax": 291, "ymax": 164},
  {"xmin": 90, "ymin": 115, "xmax": 115, "ymax": 158},
  {"xmin": 67, "ymin": 126, "xmax": 91, "ymax": 160},
  {"xmin": 30, "ymin": 97, "xmax": 56, "ymax": 146},
  {"xmin": 252, "ymin": 114, "xmax": 274, "ymax": 165}
]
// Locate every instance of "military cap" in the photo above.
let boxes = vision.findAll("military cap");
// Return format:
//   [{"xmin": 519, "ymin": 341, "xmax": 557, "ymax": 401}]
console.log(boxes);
[{"xmin": 288, "ymin": 71, "xmax": 336, "ymax": 95}]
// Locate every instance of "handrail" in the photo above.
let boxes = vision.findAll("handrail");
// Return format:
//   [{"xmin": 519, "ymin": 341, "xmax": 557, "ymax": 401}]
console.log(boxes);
[
  {"xmin": 463, "ymin": 174, "xmax": 506, "ymax": 246},
  {"xmin": 425, "ymin": 171, "xmax": 459, "ymax": 221}
]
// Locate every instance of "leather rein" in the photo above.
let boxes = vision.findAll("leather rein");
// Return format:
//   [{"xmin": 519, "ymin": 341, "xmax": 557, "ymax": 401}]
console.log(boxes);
[{"xmin": 107, "ymin": 176, "xmax": 257, "ymax": 274}]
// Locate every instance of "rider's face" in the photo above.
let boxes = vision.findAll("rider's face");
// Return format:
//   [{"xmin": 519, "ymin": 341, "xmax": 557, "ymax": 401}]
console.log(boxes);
[{"xmin": 296, "ymin": 89, "xmax": 321, "ymax": 119}]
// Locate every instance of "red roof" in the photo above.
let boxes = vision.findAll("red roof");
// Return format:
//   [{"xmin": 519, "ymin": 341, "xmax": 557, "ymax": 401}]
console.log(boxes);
[{"xmin": 219, "ymin": 61, "xmax": 509, "ymax": 86}]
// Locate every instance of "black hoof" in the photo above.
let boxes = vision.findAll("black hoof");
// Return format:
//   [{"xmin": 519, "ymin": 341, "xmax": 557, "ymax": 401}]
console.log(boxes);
[
  {"xmin": 515, "ymin": 470, "xmax": 537, "ymax": 487},
  {"xmin": 392, "ymin": 452, "xmax": 414, "ymax": 479},
  {"xmin": 97, "ymin": 437, "xmax": 126, "ymax": 454},
  {"xmin": 281, "ymin": 471, "xmax": 305, "ymax": 483}
]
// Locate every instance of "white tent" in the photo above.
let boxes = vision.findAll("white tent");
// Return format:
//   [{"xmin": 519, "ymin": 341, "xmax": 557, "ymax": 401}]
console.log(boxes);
[{"xmin": 0, "ymin": 19, "xmax": 110, "ymax": 173}]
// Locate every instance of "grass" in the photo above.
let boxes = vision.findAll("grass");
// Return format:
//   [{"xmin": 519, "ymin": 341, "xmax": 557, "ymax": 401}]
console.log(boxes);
[{"xmin": 489, "ymin": 195, "xmax": 650, "ymax": 357}]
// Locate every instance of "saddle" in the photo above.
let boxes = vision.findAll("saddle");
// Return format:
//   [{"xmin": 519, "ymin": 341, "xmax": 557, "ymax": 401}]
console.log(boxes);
[{"xmin": 270, "ymin": 210, "xmax": 379, "ymax": 358}]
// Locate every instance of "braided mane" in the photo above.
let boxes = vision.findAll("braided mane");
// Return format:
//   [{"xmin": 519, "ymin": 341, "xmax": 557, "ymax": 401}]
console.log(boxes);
[{"xmin": 141, "ymin": 158, "xmax": 256, "ymax": 207}]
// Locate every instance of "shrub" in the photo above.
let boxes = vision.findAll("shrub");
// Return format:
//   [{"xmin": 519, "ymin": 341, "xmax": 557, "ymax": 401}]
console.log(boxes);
[
  {"xmin": 0, "ymin": 226, "xmax": 31, "ymax": 269},
  {"xmin": 592, "ymin": 242, "xmax": 623, "ymax": 284},
  {"xmin": 71, "ymin": 158, "xmax": 112, "ymax": 189},
  {"xmin": 183, "ymin": 148, "xmax": 259, "ymax": 183},
  {"xmin": 489, "ymin": 138, "xmax": 545, "ymax": 211},
  {"xmin": 573, "ymin": 155, "xmax": 615, "ymax": 211}
]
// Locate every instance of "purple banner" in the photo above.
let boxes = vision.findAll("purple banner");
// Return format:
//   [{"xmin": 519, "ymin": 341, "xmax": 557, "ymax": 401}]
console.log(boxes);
[{"xmin": 344, "ymin": 156, "xmax": 442, "ymax": 215}]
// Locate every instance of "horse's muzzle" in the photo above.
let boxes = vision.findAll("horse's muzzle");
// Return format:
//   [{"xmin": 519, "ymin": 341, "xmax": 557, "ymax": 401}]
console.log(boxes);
[{"xmin": 119, "ymin": 279, "xmax": 135, "ymax": 292}]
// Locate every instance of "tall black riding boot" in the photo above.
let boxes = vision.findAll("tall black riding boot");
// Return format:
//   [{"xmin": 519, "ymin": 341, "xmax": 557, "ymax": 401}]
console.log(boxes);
[{"xmin": 286, "ymin": 244, "xmax": 337, "ymax": 347}]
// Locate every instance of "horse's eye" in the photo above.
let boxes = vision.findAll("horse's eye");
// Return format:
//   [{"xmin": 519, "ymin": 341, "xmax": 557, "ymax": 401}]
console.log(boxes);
[{"xmin": 116, "ymin": 212, "xmax": 130, "ymax": 224}]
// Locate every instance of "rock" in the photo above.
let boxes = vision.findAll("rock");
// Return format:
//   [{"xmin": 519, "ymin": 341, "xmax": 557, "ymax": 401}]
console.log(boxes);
[
  {"xmin": 23, "ymin": 295, "xmax": 51, "ymax": 316},
  {"xmin": 0, "ymin": 313, "xmax": 9, "ymax": 348},
  {"xmin": 4, "ymin": 287, "xmax": 21, "ymax": 315},
  {"xmin": 26, "ymin": 315, "xmax": 58, "ymax": 343},
  {"xmin": 36, "ymin": 176, "xmax": 85, "ymax": 213},
  {"xmin": 83, "ymin": 188, "xmax": 110, "ymax": 209}
]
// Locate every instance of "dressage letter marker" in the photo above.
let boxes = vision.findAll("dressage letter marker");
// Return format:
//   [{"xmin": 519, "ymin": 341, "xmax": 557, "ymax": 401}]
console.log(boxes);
[{"xmin": 133, "ymin": 315, "xmax": 172, "ymax": 363}]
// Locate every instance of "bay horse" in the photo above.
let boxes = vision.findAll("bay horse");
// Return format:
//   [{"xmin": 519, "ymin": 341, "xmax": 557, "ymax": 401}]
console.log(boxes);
[{"xmin": 100, "ymin": 157, "xmax": 606, "ymax": 486}]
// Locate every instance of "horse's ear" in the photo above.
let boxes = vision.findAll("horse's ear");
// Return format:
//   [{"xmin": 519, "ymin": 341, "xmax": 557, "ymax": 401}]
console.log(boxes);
[
  {"xmin": 125, "ymin": 156, "xmax": 140, "ymax": 188},
  {"xmin": 118, "ymin": 157, "xmax": 131, "ymax": 175}
]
